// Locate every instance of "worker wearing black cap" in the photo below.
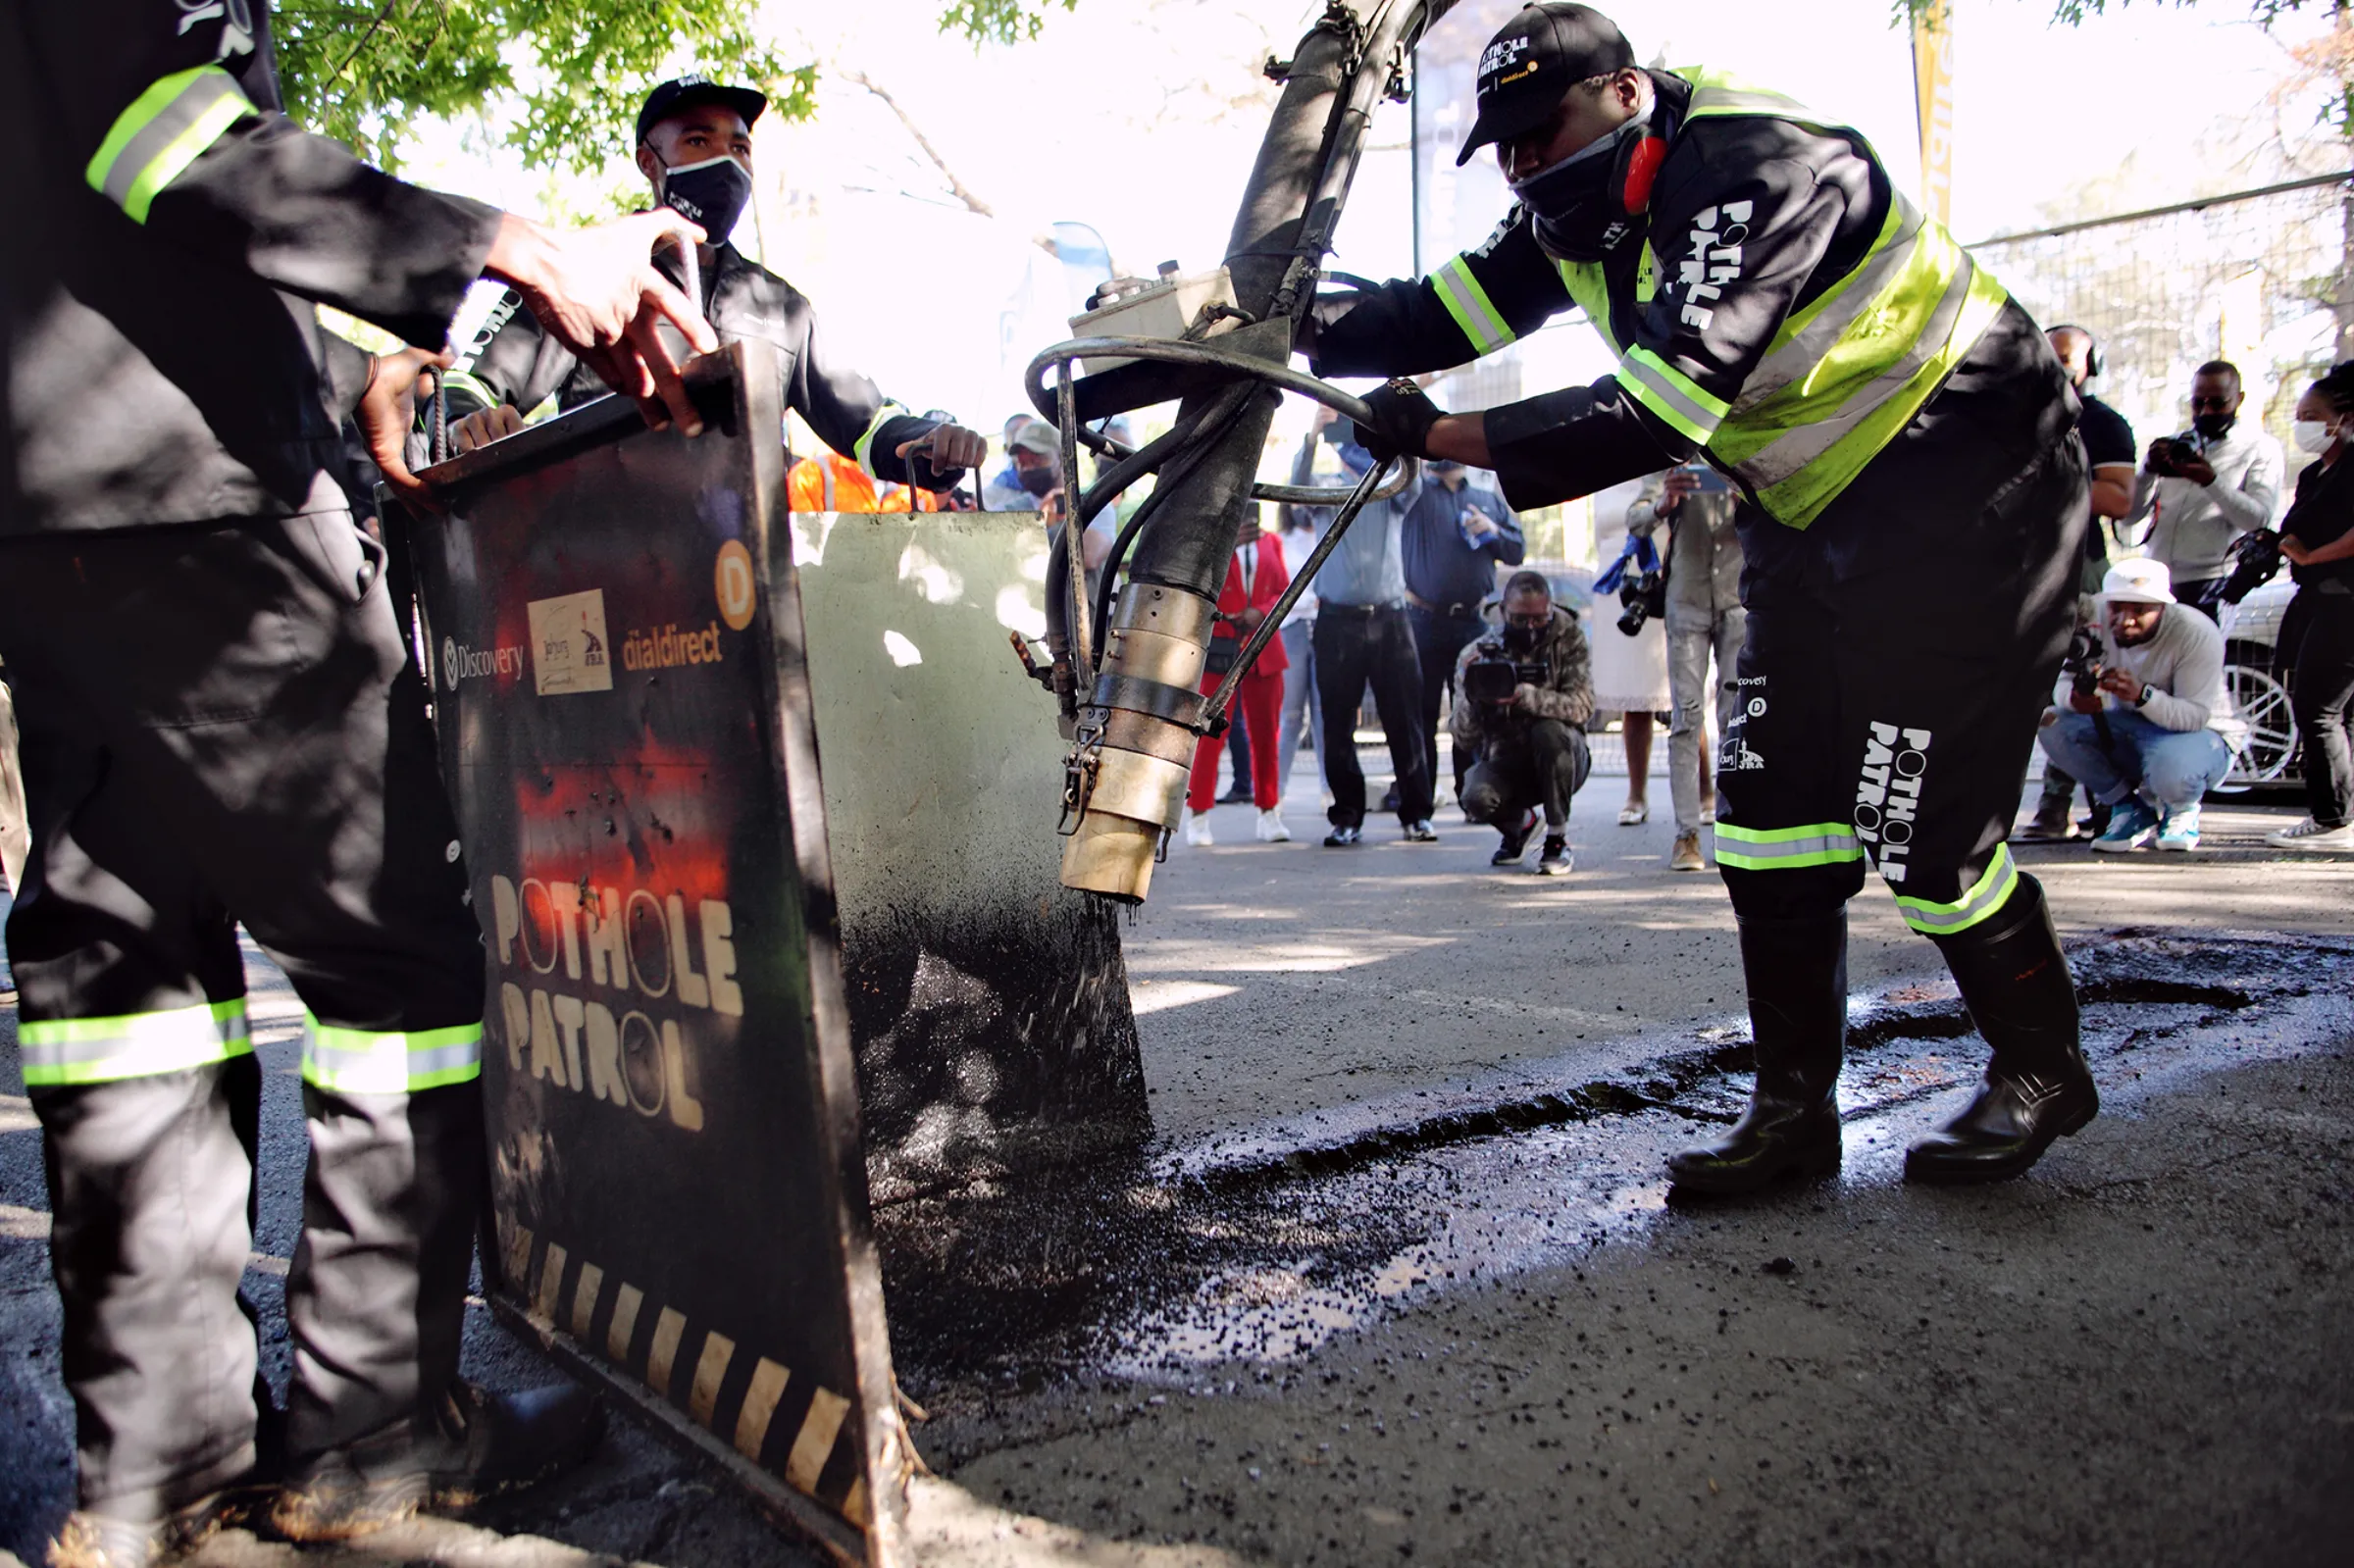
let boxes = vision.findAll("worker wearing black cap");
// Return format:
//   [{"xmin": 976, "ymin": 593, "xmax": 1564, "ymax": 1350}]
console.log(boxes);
[
  {"xmin": 445, "ymin": 76, "xmax": 988, "ymax": 489},
  {"xmin": 1308, "ymin": 4, "xmax": 2098, "ymax": 1193}
]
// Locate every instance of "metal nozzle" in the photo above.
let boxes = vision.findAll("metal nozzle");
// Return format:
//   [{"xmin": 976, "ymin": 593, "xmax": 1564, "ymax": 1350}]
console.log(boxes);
[{"xmin": 1058, "ymin": 582, "xmax": 1219, "ymax": 901}]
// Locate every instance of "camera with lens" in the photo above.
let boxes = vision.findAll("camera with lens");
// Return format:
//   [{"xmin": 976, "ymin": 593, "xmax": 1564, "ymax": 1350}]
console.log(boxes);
[
  {"xmin": 2221, "ymin": 527, "xmax": 2283, "ymax": 605},
  {"xmin": 2062, "ymin": 625, "xmax": 2104, "ymax": 700},
  {"xmin": 1616, "ymin": 567, "xmax": 1667, "ymax": 637},
  {"xmin": 2150, "ymin": 431, "xmax": 2207, "ymax": 477},
  {"xmin": 1462, "ymin": 651, "xmax": 1552, "ymax": 707}
]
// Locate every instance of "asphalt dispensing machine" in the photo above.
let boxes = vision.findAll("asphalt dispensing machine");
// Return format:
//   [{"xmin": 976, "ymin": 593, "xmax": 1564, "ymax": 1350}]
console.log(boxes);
[{"xmin": 392, "ymin": 6, "xmax": 1457, "ymax": 1562}]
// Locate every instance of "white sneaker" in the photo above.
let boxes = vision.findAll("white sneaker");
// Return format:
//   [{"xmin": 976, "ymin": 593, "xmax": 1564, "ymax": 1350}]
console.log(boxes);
[
  {"xmin": 2266, "ymin": 817, "xmax": 2354, "ymax": 850},
  {"xmin": 1255, "ymin": 808, "xmax": 1292, "ymax": 842},
  {"xmin": 1182, "ymin": 808, "xmax": 1213, "ymax": 848}
]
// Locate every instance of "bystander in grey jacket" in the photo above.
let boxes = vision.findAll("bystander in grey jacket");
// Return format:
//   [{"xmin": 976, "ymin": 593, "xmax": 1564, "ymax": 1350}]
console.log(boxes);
[{"xmin": 1629, "ymin": 468, "xmax": 1748, "ymax": 841}]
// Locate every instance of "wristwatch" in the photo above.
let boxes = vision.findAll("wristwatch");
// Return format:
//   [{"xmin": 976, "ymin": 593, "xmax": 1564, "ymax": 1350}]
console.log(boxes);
[{"xmin": 2133, "ymin": 683, "xmax": 2155, "ymax": 708}]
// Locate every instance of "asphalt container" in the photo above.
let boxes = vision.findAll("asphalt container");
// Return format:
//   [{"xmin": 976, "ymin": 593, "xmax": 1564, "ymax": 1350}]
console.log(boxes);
[{"xmin": 390, "ymin": 342, "xmax": 1146, "ymax": 1564}]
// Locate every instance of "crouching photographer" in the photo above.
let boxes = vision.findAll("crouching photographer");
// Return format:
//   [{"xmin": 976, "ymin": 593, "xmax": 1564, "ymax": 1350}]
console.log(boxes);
[
  {"xmin": 1454, "ymin": 572, "xmax": 1596, "ymax": 875},
  {"xmin": 2036, "ymin": 560, "xmax": 2236, "ymax": 852}
]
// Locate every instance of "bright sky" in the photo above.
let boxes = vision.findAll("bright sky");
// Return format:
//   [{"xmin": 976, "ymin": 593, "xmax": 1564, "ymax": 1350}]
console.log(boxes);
[{"xmin": 398, "ymin": 0, "xmax": 2340, "ymax": 438}]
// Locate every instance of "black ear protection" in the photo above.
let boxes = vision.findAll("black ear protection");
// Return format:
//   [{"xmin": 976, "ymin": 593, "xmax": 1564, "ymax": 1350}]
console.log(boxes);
[
  {"xmin": 1611, "ymin": 117, "xmax": 1668, "ymax": 216},
  {"xmin": 2052, "ymin": 324, "xmax": 2103, "ymax": 381}
]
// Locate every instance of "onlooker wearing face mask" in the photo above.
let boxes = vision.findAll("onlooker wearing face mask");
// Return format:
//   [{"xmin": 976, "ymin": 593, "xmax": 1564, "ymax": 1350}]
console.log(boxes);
[
  {"xmin": 1404, "ymin": 458, "xmax": 1524, "ymax": 803},
  {"xmin": 2035, "ymin": 559, "xmax": 2235, "ymax": 852},
  {"xmin": 2266, "ymin": 362, "xmax": 2354, "ymax": 850},
  {"xmin": 985, "ymin": 419, "xmax": 1067, "ymax": 512},
  {"xmin": 2122, "ymin": 360, "xmax": 2283, "ymax": 621},
  {"xmin": 442, "ymin": 77, "xmax": 986, "ymax": 491},
  {"xmin": 1454, "ymin": 571, "xmax": 1595, "ymax": 874}
]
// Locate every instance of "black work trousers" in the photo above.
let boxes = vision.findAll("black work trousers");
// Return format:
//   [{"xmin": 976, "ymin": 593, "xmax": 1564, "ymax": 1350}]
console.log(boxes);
[
  {"xmin": 1716, "ymin": 434, "xmax": 2087, "ymax": 938},
  {"xmin": 1407, "ymin": 604, "xmax": 1487, "ymax": 795},
  {"xmin": 1314, "ymin": 603, "xmax": 1432, "ymax": 828},
  {"xmin": 2285, "ymin": 585, "xmax": 2354, "ymax": 828},
  {"xmin": 1460, "ymin": 719, "xmax": 1592, "ymax": 831},
  {"xmin": 0, "ymin": 500, "xmax": 487, "ymax": 1522}
]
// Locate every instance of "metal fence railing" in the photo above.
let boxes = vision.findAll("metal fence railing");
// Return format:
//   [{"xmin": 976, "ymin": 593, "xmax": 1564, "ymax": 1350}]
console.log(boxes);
[{"xmin": 1968, "ymin": 172, "xmax": 2354, "ymax": 452}]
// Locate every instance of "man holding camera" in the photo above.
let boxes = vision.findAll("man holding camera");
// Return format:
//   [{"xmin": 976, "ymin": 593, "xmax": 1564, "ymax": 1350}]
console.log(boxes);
[
  {"xmin": 2036, "ymin": 560, "xmax": 2235, "ymax": 852},
  {"xmin": 1455, "ymin": 572, "xmax": 1595, "ymax": 874},
  {"xmin": 2123, "ymin": 361, "xmax": 2282, "ymax": 621},
  {"xmin": 1628, "ymin": 464, "xmax": 1746, "ymax": 872}
]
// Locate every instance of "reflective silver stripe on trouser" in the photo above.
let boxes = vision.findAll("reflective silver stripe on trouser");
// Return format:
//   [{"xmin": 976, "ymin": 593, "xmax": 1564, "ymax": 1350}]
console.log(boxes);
[
  {"xmin": 820, "ymin": 459, "xmax": 836, "ymax": 510},
  {"xmin": 1729, "ymin": 251, "xmax": 1979, "ymax": 492},
  {"xmin": 1730, "ymin": 195, "xmax": 1928, "ymax": 414}
]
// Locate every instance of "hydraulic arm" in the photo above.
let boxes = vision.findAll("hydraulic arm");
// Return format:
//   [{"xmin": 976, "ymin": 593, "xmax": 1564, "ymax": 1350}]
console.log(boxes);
[{"xmin": 1029, "ymin": 0, "xmax": 1459, "ymax": 902}]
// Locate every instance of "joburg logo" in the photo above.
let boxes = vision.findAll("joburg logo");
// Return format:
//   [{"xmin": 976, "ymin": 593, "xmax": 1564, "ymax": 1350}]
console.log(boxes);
[
  {"xmin": 622, "ymin": 623, "xmax": 726, "ymax": 672},
  {"xmin": 1855, "ymin": 721, "xmax": 1933, "ymax": 883},
  {"xmin": 1671, "ymin": 201, "xmax": 1756, "ymax": 331},
  {"xmin": 440, "ymin": 636, "xmax": 525, "ymax": 691}
]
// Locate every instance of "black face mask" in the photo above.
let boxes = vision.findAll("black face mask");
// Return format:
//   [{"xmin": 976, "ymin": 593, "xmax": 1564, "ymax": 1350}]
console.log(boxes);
[
  {"xmin": 1018, "ymin": 464, "xmax": 1059, "ymax": 497},
  {"xmin": 1511, "ymin": 114, "xmax": 1649, "ymax": 263},
  {"xmin": 658, "ymin": 154, "xmax": 753, "ymax": 244},
  {"xmin": 2192, "ymin": 409, "xmax": 2237, "ymax": 441},
  {"xmin": 1503, "ymin": 620, "xmax": 1544, "ymax": 652}
]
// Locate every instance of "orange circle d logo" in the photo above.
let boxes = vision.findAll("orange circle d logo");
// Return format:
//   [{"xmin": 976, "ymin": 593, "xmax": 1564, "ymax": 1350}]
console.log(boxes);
[{"xmin": 715, "ymin": 539, "xmax": 756, "ymax": 632}]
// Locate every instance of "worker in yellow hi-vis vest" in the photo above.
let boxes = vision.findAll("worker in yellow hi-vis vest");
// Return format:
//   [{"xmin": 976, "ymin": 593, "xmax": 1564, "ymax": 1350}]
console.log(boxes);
[{"xmin": 1309, "ymin": 4, "xmax": 2095, "ymax": 1194}]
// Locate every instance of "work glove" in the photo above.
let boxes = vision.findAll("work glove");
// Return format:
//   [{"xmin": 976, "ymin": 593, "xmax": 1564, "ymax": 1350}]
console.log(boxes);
[{"xmin": 1347, "ymin": 378, "xmax": 1444, "ymax": 464}]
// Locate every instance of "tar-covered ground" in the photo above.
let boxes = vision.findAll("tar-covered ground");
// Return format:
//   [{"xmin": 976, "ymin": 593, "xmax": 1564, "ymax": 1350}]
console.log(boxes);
[{"xmin": 1, "ymin": 763, "xmax": 2348, "ymax": 1566}]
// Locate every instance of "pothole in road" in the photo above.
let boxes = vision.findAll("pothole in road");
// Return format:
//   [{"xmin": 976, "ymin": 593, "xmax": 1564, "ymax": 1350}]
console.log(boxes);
[{"xmin": 876, "ymin": 934, "xmax": 2349, "ymax": 1448}]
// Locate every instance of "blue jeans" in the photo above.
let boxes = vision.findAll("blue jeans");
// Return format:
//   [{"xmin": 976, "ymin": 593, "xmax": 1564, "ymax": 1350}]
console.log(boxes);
[{"xmin": 2037, "ymin": 709, "xmax": 2233, "ymax": 812}]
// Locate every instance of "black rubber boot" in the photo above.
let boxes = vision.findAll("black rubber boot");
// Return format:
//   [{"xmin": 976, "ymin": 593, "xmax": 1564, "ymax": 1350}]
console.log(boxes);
[
  {"xmin": 1906, "ymin": 874, "xmax": 2097, "ymax": 1185},
  {"xmin": 268, "ymin": 1381, "xmax": 605, "ymax": 1542},
  {"xmin": 1666, "ymin": 911, "xmax": 1848, "ymax": 1195}
]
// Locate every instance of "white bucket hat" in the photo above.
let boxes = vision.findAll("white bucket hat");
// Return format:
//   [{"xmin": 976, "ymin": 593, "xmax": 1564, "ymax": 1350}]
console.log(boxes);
[{"xmin": 2102, "ymin": 558, "xmax": 2175, "ymax": 605}]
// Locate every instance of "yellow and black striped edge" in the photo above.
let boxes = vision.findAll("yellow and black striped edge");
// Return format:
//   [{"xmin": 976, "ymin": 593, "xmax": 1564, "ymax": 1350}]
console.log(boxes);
[{"xmin": 496, "ymin": 1215, "xmax": 892, "ymax": 1544}]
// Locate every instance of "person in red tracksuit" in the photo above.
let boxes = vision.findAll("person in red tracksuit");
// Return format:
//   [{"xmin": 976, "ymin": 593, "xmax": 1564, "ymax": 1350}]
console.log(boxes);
[{"xmin": 1183, "ymin": 511, "xmax": 1294, "ymax": 845}]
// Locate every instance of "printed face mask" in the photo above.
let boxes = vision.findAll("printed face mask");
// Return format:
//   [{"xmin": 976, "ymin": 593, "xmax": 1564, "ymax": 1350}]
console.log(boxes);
[
  {"xmin": 659, "ymin": 154, "xmax": 753, "ymax": 244},
  {"xmin": 1511, "ymin": 113, "xmax": 1649, "ymax": 263}
]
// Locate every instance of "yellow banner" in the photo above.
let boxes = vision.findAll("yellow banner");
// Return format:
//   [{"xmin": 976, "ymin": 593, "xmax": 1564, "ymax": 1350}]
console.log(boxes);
[{"xmin": 1912, "ymin": 0, "xmax": 1956, "ymax": 228}]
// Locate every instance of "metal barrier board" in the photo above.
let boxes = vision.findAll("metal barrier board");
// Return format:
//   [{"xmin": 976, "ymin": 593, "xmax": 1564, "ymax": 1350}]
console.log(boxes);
[{"xmin": 398, "ymin": 345, "xmax": 905, "ymax": 1565}]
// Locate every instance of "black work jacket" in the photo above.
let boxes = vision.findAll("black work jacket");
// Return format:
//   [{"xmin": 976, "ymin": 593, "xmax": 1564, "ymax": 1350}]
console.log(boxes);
[
  {"xmin": 3, "ymin": 0, "xmax": 501, "ymax": 533},
  {"xmin": 1308, "ymin": 70, "xmax": 2069, "ymax": 531},
  {"xmin": 444, "ymin": 244, "xmax": 956, "ymax": 490}
]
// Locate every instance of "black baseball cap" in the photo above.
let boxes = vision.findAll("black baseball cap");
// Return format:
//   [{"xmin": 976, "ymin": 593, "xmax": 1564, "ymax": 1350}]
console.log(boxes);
[
  {"xmin": 636, "ymin": 76, "xmax": 769, "ymax": 145},
  {"xmin": 1455, "ymin": 4, "xmax": 1636, "ymax": 167}
]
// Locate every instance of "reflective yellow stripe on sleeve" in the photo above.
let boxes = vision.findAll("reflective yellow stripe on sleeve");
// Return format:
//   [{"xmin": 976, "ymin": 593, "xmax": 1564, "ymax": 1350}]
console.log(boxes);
[
  {"xmin": 1431, "ymin": 257, "xmax": 1517, "ymax": 357},
  {"xmin": 301, "ymin": 1016, "xmax": 484, "ymax": 1094},
  {"xmin": 1619, "ymin": 346, "xmax": 1730, "ymax": 445},
  {"xmin": 852, "ymin": 403, "xmax": 911, "ymax": 481},
  {"xmin": 20, "ymin": 999, "xmax": 253, "ymax": 1087},
  {"xmin": 85, "ymin": 66, "xmax": 255, "ymax": 224},
  {"xmin": 1714, "ymin": 822, "xmax": 1864, "ymax": 872},
  {"xmin": 1891, "ymin": 844, "xmax": 2021, "ymax": 936}
]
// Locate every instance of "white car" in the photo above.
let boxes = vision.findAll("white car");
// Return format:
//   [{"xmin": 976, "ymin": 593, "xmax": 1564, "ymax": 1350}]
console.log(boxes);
[{"xmin": 2220, "ymin": 574, "xmax": 2301, "ymax": 790}]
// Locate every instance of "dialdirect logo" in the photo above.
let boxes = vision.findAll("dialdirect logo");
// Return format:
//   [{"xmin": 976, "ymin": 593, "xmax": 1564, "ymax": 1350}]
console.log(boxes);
[
  {"xmin": 440, "ymin": 636, "xmax": 525, "ymax": 690},
  {"xmin": 622, "ymin": 623, "xmax": 725, "ymax": 672}
]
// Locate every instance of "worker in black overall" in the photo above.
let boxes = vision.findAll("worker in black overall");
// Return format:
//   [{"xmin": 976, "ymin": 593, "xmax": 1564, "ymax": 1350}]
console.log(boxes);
[
  {"xmin": 441, "ymin": 76, "xmax": 989, "ymax": 485},
  {"xmin": 1312, "ymin": 4, "xmax": 2094, "ymax": 1195},
  {"xmin": 1, "ymin": 2, "xmax": 723, "ymax": 1561}
]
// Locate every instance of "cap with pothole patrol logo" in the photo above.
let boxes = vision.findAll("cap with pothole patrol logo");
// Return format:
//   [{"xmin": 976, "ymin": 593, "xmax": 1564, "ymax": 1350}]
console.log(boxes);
[
  {"xmin": 636, "ymin": 76, "xmax": 769, "ymax": 146},
  {"xmin": 1455, "ymin": 4, "xmax": 1636, "ymax": 168}
]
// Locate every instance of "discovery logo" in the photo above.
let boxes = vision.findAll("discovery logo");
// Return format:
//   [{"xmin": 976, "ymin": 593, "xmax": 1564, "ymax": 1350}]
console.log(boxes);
[{"xmin": 441, "ymin": 636, "xmax": 525, "ymax": 690}]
